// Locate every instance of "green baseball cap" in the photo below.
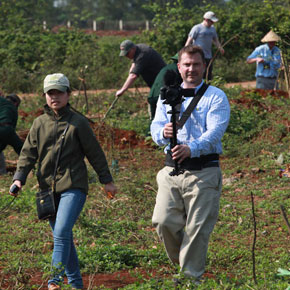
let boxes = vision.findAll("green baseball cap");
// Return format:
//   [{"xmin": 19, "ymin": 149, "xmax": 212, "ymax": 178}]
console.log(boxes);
[
  {"xmin": 171, "ymin": 53, "xmax": 178, "ymax": 61},
  {"xmin": 43, "ymin": 73, "xmax": 70, "ymax": 93},
  {"xmin": 119, "ymin": 40, "xmax": 135, "ymax": 56}
]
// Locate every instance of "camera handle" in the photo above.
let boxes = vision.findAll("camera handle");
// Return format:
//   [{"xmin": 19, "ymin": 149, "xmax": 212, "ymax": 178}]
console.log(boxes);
[
  {"xmin": 167, "ymin": 104, "xmax": 185, "ymax": 176},
  {"xmin": 165, "ymin": 83, "xmax": 209, "ymax": 176}
]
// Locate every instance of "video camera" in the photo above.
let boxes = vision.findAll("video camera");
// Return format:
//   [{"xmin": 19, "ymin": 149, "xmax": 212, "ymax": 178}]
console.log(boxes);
[
  {"xmin": 160, "ymin": 84, "xmax": 184, "ymax": 107},
  {"xmin": 160, "ymin": 69, "xmax": 195, "ymax": 107}
]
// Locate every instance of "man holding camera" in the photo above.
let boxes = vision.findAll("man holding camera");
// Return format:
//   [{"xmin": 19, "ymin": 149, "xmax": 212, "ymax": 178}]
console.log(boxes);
[{"xmin": 150, "ymin": 45, "xmax": 230, "ymax": 285}]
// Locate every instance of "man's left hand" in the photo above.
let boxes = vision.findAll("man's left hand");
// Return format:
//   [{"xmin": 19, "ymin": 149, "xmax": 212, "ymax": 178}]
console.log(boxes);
[{"xmin": 171, "ymin": 145, "xmax": 191, "ymax": 163}]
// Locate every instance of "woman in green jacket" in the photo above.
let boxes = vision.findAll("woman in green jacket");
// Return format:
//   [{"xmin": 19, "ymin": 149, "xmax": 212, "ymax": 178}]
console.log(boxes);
[{"xmin": 9, "ymin": 73, "xmax": 117, "ymax": 290}]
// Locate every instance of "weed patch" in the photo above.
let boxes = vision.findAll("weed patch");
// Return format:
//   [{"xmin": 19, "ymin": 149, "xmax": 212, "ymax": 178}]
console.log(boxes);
[{"xmin": 0, "ymin": 87, "xmax": 289, "ymax": 289}]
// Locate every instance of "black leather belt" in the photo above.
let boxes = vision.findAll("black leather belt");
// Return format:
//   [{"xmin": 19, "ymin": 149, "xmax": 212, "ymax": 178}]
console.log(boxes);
[{"xmin": 165, "ymin": 153, "xmax": 219, "ymax": 170}]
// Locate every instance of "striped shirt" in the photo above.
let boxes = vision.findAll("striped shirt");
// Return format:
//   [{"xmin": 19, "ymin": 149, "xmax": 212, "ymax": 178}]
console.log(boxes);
[{"xmin": 150, "ymin": 81, "xmax": 231, "ymax": 158}]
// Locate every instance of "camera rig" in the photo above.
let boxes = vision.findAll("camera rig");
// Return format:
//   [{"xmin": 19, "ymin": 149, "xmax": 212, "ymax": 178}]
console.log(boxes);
[
  {"xmin": 160, "ymin": 83, "xmax": 195, "ymax": 176},
  {"xmin": 160, "ymin": 69, "xmax": 208, "ymax": 176}
]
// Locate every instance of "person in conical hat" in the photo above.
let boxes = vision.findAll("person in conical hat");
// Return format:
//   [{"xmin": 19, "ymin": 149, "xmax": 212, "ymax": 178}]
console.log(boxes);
[
  {"xmin": 246, "ymin": 30, "xmax": 281, "ymax": 90},
  {"xmin": 261, "ymin": 30, "xmax": 281, "ymax": 43}
]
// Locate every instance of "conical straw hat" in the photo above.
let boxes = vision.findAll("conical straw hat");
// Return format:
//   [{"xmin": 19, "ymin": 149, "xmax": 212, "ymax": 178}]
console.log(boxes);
[{"xmin": 261, "ymin": 30, "xmax": 281, "ymax": 42}]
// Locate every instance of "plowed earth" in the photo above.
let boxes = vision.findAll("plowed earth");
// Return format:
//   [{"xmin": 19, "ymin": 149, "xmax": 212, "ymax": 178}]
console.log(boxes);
[{"xmin": 3, "ymin": 84, "xmax": 289, "ymax": 289}]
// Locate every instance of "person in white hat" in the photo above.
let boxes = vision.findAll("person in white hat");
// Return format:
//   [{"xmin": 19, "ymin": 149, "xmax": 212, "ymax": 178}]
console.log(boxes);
[
  {"xmin": 185, "ymin": 11, "xmax": 224, "ymax": 81},
  {"xmin": 246, "ymin": 30, "xmax": 281, "ymax": 90}
]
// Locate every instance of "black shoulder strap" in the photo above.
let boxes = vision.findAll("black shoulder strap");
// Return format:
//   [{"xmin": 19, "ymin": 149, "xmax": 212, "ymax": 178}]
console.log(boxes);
[{"xmin": 177, "ymin": 83, "xmax": 209, "ymax": 129}]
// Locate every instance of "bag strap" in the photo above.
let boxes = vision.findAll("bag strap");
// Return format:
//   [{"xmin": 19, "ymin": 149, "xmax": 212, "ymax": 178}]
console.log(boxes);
[
  {"xmin": 177, "ymin": 83, "xmax": 209, "ymax": 129},
  {"xmin": 52, "ymin": 122, "xmax": 70, "ymax": 193}
]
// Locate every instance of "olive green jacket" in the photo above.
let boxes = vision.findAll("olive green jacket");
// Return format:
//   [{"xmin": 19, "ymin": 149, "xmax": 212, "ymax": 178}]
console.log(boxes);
[{"xmin": 13, "ymin": 104, "xmax": 113, "ymax": 194}]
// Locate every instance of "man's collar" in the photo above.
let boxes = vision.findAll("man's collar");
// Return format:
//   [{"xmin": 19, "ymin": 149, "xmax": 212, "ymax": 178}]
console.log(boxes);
[{"xmin": 181, "ymin": 80, "xmax": 204, "ymax": 93}]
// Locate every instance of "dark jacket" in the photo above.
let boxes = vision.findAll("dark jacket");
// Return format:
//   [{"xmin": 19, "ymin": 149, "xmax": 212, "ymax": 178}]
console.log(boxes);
[
  {"xmin": 0, "ymin": 96, "xmax": 18, "ymax": 127},
  {"xmin": 0, "ymin": 96, "xmax": 23, "ymax": 154},
  {"xmin": 14, "ymin": 104, "xmax": 113, "ymax": 194}
]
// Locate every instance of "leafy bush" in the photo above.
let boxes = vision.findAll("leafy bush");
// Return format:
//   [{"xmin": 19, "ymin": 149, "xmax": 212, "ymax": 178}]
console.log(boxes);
[{"xmin": 0, "ymin": 27, "xmax": 139, "ymax": 93}]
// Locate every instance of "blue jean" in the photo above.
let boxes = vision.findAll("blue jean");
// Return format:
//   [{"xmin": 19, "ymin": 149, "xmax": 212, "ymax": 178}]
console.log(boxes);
[
  {"xmin": 256, "ymin": 76, "xmax": 277, "ymax": 90},
  {"xmin": 48, "ymin": 189, "xmax": 86, "ymax": 289}
]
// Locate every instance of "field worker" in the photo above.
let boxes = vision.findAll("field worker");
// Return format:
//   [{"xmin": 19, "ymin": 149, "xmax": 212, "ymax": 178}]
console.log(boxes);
[
  {"xmin": 246, "ymin": 30, "xmax": 281, "ymax": 90},
  {"xmin": 0, "ymin": 94, "xmax": 23, "ymax": 175},
  {"xmin": 151, "ymin": 45, "xmax": 230, "ymax": 286},
  {"xmin": 9, "ymin": 73, "xmax": 117, "ymax": 290},
  {"xmin": 116, "ymin": 39, "xmax": 166, "ymax": 120},
  {"xmin": 185, "ymin": 11, "xmax": 224, "ymax": 81},
  {"xmin": 148, "ymin": 53, "xmax": 182, "ymax": 120}
]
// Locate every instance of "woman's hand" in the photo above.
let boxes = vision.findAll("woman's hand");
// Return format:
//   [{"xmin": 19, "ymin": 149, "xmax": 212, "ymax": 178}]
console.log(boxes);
[
  {"xmin": 104, "ymin": 182, "xmax": 117, "ymax": 199},
  {"xmin": 9, "ymin": 180, "xmax": 22, "ymax": 197}
]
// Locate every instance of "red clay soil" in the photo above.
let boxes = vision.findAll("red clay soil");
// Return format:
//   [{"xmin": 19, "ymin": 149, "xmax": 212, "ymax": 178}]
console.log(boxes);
[
  {"xmin": 0, "ymin": 268, "xmax": 160, "ymax": 289},
  {"xmin": 7, "ymin": 112, "xmax": 152, "ymax": 173},
  {"xmin": 0, "ymin": 267, "xmax": 218, "ymax": 289},
  {"xmin": 231, "ymin": 88, "xmax": 289, "ymax": 111},
  {"xmin": 16, "ymin": 114, "xmax": 150, "ymax": 152}
]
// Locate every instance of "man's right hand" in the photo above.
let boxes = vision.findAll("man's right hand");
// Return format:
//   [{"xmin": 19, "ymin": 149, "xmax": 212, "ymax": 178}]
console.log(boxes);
[
  {"xmin": 115, "ymin": 89, "xmax": 124, "ymax": 97},
  {"xmin": 256, "ymin": 57, "xmax": 264, "ymax": 63},
  {"xmin": 163, "ymin": 123, "xmax": 174, "ymax": 138}
]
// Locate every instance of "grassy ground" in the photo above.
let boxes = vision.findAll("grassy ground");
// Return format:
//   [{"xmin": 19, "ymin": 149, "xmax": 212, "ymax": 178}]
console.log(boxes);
[{"xmin": 0, "ymin": 86, "xmax": 289, "ymax": 289}]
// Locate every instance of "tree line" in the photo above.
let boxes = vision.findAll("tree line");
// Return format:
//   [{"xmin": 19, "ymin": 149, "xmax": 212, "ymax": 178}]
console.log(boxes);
[
  {"xmin": 0, "ymin": 0, "xmax": 289, "ymax": 93},
  {"xmin": 0, "ymin": 0, "xmax": 225, "ymax": 28}
]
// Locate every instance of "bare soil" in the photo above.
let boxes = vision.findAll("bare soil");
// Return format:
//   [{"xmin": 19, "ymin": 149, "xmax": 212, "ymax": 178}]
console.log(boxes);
[{"xmin": 3, "ymin": 83, "xmax": 289, "ymax": 289}]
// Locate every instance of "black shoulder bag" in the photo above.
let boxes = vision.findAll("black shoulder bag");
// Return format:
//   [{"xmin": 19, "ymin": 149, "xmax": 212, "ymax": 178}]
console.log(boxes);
[{"xmin": 36, "ymin": 122, "xmax": 70, "ymax": 220}]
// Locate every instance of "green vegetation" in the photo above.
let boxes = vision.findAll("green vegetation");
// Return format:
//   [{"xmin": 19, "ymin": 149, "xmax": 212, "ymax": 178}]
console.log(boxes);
[
  {"xmin": 0, "ymin": 87, "xmax": 289, "ymax": 289},
  {"xmin": 0, "ymin": 1, "xmax": 289, "ymax": 289},
  {"xmin": 0, "ymin": 0, "xmax": 289, "ymax": 93}
]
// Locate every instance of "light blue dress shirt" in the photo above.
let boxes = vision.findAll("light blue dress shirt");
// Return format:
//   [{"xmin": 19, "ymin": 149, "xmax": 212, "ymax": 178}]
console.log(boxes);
[
  {"xmin": 247, "ymin": 44, "xmax": 281, "ymax": 78},
  {"xmin": 150, "ymin": 81, "xmax": 231, "ymax": 158}
]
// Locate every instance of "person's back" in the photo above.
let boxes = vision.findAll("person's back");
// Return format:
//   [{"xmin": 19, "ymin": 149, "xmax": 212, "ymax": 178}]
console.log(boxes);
[
  {"xmin": 0, "ymin": 95, "xmax": 23, "ymax": 174},
  {"xmin": 0, "ymin": 96, "xmax": 18, "ymax": 128},
  {"xmin": 133, "ymin": 43, "xmax": 166, "ymax": 88}
]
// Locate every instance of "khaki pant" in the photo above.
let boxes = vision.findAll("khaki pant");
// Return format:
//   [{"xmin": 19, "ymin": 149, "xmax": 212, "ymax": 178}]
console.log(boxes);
[{"xmin": 152, "ymin": 166, "xmax": 222, "ymax": 278}]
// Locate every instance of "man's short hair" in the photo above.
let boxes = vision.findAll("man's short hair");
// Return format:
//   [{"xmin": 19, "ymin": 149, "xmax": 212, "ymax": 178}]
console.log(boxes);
[
  {"xmin": 178, "ymin": 45, "xmax": 205, "ymax": 63},
  {"xmin": 5, "ymin": 94, "xmax": 21, "ymax": 107}
]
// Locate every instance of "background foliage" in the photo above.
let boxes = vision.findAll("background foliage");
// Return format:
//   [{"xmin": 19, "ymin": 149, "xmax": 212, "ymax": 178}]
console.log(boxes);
[{"xmin": 0, "ymin": 0, "xmax": 289, "ymax": 93}]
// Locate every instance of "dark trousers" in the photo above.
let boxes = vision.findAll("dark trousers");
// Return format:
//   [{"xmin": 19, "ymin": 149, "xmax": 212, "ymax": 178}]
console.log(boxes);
[{"xmin": 0, "ymin": 126, "xmax": 23, "ymax": 154}]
